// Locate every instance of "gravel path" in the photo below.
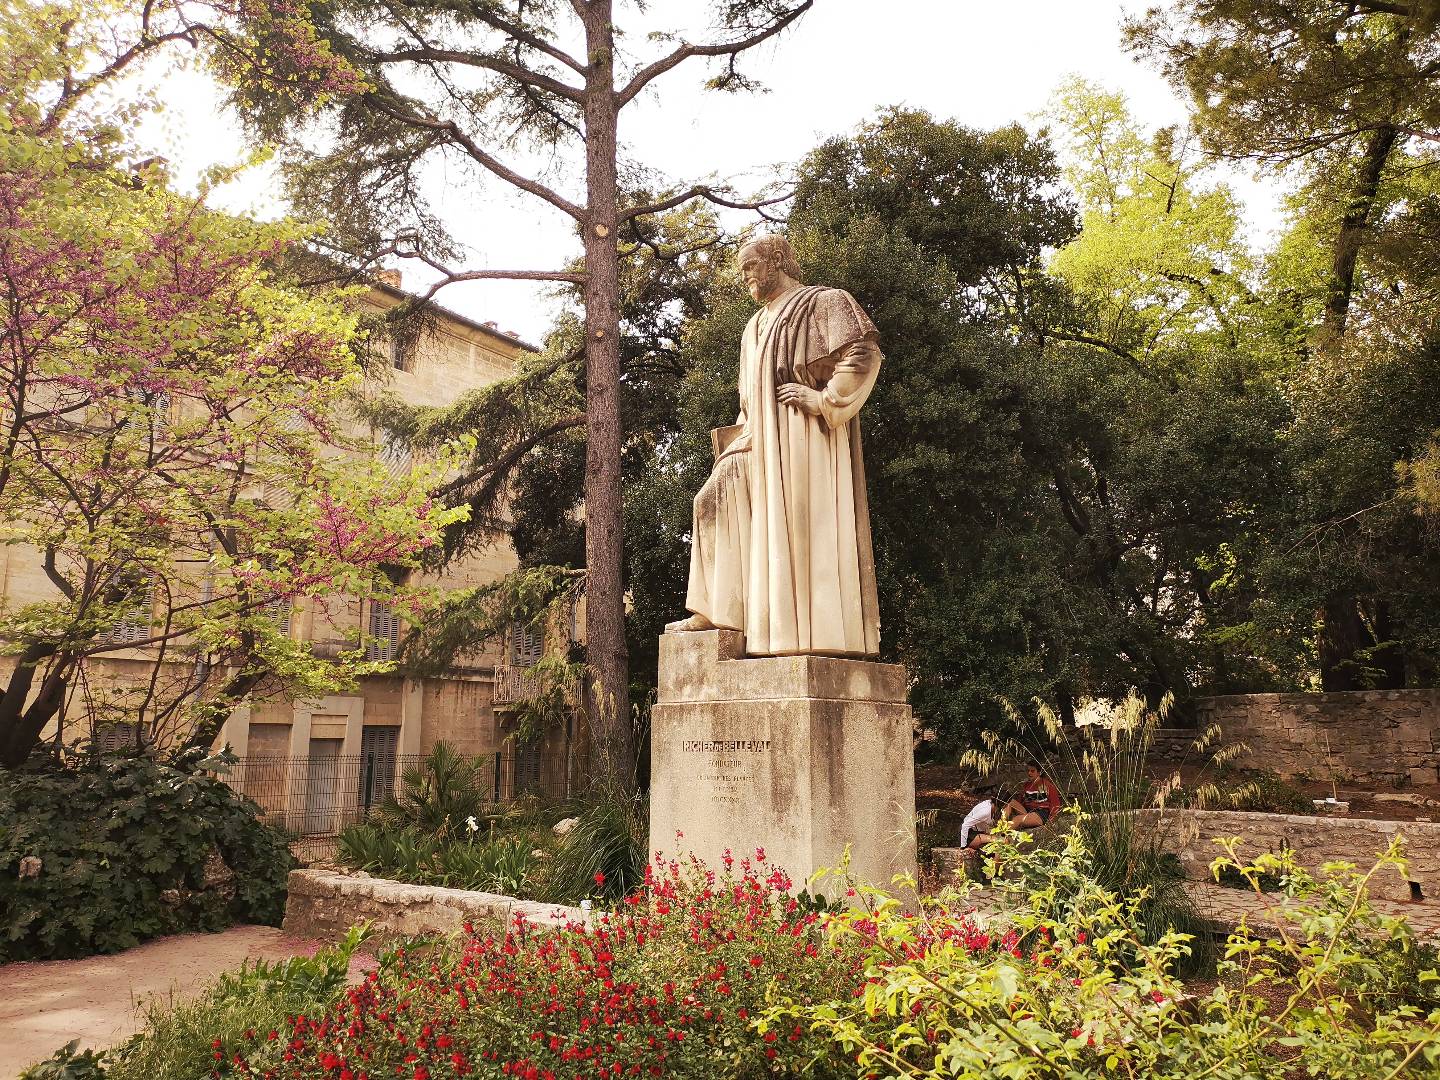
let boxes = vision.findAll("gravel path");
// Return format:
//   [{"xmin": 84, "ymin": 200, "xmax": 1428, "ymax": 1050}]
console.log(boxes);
[{"xmin": 0, "ymin": 925, "xmax": 368, "ymax": 1079}]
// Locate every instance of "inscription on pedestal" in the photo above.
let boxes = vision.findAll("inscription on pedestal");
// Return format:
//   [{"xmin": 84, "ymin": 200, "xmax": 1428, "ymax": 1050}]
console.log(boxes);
[{"xmin": 683, "ymin": 738, "xmax": 770, "ymax": 807}]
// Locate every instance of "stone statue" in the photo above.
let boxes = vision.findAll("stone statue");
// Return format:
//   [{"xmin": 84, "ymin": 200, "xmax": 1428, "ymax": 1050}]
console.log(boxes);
[{"xmin": 665, "ymin": 235, "xmax": 882, "ymax": 656}]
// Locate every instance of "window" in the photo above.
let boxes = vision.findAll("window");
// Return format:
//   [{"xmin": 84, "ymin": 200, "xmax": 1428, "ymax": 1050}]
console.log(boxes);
[
  {"xmin": 512, "ymin": 741, "xmax": 542, "ymax": 796},
  {"xmin": 366, "ymin": 598, "xmax": 401, "ymax": 661},
  {"xmin": 94, "ymin": 721, "xmax": 146, "ymax": 753},
  {"xmin": 358, "ymin": 726, "xmax": 399, "ymax": 810},
  {"xmin": 128, "ymin": 387, "xmax": 171, "ymax": 436},
  {"xmin": 100, "ymin": 574, "xmax": 155, "ymax": 645},
  {"xmin": 380, "ymin": 432, "xmax": 412, "ymax": 478},
  {"xmin": 262, "ymin": 595, "xmax": 292, "ymax": 636},
  {"xmin": 511, "ymin": 620, "xmax": 543, "ymax": 669}
]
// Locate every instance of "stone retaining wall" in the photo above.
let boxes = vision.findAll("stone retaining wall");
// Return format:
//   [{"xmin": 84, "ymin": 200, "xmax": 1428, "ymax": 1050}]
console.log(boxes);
[
  {"xmin": 1139, "ymin": 808, "xmax": 1439, "ymax": 905},
  {"xmin": 1189, "ymin": 690, "xmax": 1440, "ymax": 785},
  {"xmin": 283, "ymin": 870, "xmax": 583, "ymax": 944}
]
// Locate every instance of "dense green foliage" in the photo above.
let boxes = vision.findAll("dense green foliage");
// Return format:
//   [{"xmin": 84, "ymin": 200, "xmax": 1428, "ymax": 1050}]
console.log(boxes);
[
  {"xmin": 0, "ymin": 753, "xmax": 293, "ymax": 961},
  {"xmin": 337, "ymin": 822, "xmax": 539, "ymax": 896},
  {"xmin": 336, "ymin": 781, "xmax": 647, "ymax": 904}
]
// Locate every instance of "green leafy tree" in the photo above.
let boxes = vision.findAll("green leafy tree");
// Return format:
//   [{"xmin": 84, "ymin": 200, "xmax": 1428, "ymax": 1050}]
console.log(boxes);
[
  {"xmin": 1128, "ymin": 0, "xmax": 1440, "ymax": 689},
  {"xmin": 0, "ymin": 3, "xmax": 465, "ymax": 766}
]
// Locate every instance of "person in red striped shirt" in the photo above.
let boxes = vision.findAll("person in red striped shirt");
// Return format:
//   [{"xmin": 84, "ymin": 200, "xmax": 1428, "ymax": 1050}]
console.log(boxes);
[{"xmin": 1002, "ymin": 761, "xmax": 1062, "ymax": 830}]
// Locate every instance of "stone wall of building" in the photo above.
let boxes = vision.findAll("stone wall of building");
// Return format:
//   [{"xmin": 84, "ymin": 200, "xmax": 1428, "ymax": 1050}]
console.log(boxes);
[
  {"xmin": 1187, "ymin": 691, "xmax": 1440, "ymax": 786},
  {"xmin": 283, "ymin": 869, "xmax": 581, "ymax": 945},
  {"xmin": 1137, "ymin": 808, "xmax": 1439, "ymax": 906}
]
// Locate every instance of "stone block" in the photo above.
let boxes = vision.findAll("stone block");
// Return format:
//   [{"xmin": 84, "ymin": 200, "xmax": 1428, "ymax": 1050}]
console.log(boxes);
[
  {"xmin": 649, "ymin": 631, "xmax": 917, "ymax": 901},
  {"xmin": 283, "ymin": 870, "xmax": 582, "ymax": 945}
]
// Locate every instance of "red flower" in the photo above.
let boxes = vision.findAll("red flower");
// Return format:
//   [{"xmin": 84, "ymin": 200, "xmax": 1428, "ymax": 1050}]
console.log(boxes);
[{"xmin": 594, "ymin": 872, "xmax": 606, "ymax": 886}]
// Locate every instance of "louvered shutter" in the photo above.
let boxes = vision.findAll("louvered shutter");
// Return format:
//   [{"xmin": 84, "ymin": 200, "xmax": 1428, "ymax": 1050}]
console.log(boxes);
[
  {"xmin": 511, "ymin": 621, "xmax": 543, "ymax": 669},
  {"xmin": 366, "ymin": 599, "xmax": 401, "ymax": 660},
  {"xmin": 103, "ymin": 577, "xmax": 155, "ymax": 644}
]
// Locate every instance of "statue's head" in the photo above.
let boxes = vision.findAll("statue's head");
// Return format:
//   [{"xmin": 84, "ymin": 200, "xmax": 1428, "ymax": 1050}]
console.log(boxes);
[{"xmin": 738, "ymin": 234, "xmax": 802, "ymax": 304}]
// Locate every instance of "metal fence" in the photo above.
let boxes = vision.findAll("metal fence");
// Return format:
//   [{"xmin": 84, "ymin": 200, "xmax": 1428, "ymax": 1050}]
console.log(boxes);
[{"xmin": 216, "ymin": 746, "xmax": 568, "ymax": 864}]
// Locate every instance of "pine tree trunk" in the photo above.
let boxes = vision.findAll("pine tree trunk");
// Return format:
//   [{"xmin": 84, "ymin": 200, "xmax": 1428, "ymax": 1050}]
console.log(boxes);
[{"xmin": 578, "ymin": 0, "xmax": 635, "ymax": 792}]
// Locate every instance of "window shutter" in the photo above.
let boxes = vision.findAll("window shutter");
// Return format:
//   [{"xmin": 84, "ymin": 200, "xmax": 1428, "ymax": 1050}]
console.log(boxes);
[
  {"xmin": 102, "ymin": 577, "xmax": 155, "ymax": 644},
  {"xmin": 95, "ymin": 722, "xmax": 145, "ymax": 753},
  {"xmin": 263, "ymin": 596, "xmax": 292, "ymax": 636},
  {"xmin": 380, "ymin": 433, "xmax": 412, "ymax": 478},
  {"xmin": 511, "ymin": 620, "xmax": 543, "ymax": 668},
  {"xmin": 366, "ymin": 599, "xmax": 401, "ymax": 660}
]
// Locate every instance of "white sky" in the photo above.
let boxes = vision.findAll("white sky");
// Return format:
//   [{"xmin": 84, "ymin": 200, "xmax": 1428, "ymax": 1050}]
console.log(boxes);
[{"xmin": 139, "ymin": 0, "xmax": 1286, "ymax": 343}]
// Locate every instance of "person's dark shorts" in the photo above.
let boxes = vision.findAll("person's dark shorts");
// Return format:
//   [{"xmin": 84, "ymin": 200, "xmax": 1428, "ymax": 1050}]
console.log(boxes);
[{"xmin": 1029, "ymin": 806, "xmax": 1052, "ymax": 824}]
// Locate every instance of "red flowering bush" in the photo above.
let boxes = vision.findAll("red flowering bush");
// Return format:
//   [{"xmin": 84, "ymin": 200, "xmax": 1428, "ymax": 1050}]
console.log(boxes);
[{"xmin": 208, "ymin": 850, "xmax": 978, "ymax": 1080}]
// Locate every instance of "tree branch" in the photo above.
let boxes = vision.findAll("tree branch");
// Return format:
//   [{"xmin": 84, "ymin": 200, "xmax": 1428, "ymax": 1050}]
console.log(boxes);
[
  {"xmin": 620, "ymin": 185, "xmax": 791, "ymax": 224},
  {"xmin": 363, "ymin": 94, "xmax": 586, "ymax": 221},
  {"xmin": 615, "ymin": 1, "xmax": 814, "ymax": 108},
  {"xmin": 467, "ymin": 8, "xmax": 587, "ymax": 73},
  {"xmin": 372, "ymin": 46, "xmax": 583, "ymax": 101},
  {"xmin": 439, "ymin": 413, "xmax": 586, "ymax": 498}
]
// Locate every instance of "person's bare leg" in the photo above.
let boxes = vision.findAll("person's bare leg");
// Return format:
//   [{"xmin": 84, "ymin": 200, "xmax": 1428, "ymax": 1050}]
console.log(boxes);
[
  {"xmin": 1015, "ymin": 811, "xmax": 1043, "ymax": 829},
  {"xmin": 1002, "ymin": 799, "xmax": 1027, "ymax": 822}
]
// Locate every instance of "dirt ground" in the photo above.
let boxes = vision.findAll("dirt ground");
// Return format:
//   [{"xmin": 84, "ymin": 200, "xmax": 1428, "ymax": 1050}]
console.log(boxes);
[{"xmin": 0, "ymin": 925, "xmax": 374, "ymax": 1079}]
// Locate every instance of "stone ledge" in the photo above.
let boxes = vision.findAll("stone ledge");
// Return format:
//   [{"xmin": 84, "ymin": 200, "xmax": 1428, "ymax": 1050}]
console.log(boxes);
[
  {"xmin": 656, "ymin": 630, "xmax": 908, "ymax": 706},
  {"xmin": 283, "ymin": 870, "xmax": 584, "ymax": 944}
]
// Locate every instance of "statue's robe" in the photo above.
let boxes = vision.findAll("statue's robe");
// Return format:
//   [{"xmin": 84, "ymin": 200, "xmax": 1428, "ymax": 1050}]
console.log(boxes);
[{"xmin": 684, "ymin": 284, "xmax": 882, "ymax": 656}]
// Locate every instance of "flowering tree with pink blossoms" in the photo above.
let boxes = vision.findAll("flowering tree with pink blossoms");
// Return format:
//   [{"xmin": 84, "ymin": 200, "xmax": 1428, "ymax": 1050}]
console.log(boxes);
[{"xmin": 0, "ymin": 3, "xmax": 467, "ymax": 767}]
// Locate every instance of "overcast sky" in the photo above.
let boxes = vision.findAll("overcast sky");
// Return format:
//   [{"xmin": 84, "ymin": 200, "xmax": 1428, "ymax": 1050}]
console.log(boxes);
[{"xmin": 138, "ymin": 0, "xmax": 1285, "ymax": 342}]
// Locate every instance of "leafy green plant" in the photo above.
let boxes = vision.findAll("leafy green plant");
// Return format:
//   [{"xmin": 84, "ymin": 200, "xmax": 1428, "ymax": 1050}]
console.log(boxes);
[
  {"xmin": 539, "ymin": 790, "xmax": 647, "ymax": 903},
  {"xmin": 435, "ymin": 835, "xmax": 534, "ymax": 894},
  {"xmin": 961, "ymin": 691, "xmax": 1235, "ymax": 971},
  {"xmin": 0, "ymin": 753, "xmax": 293, "ymax": 961},
  {"xmin": 18, "ymin": 1041, "xmax": 107, "ymax": 1080},
  {"xmin": 99, "ymin": 930, "xmax": 375, "ymax": 1080},
  {"xmin": 370, "ymin": 742, "xmax": 490, "ymax": 839},
  {"xmin": 770, "ymin": 830, "xmax": 1440, "ymax": 1079},
  {"xmin": 337, "ymin": 821, "xmax": 539, "ymax": 894},
  {"xmin": 212, "ymin": 925, "xmax": 371, "ymax": 1005}
]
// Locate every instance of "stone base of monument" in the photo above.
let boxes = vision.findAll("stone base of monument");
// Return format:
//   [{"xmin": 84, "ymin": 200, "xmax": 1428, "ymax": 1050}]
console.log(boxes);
[{"xmin": 648, "ymin": 630, "xmax": 917, "ymax": 900}]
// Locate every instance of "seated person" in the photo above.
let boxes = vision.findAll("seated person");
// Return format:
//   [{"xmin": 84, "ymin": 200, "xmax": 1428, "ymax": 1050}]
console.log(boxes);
[
  {"xmin": 1002, "ymin": 762, "xmax": 1061, "ymax": 830},
  {"xmin": 959, "ymin": 786, "xmax": 999, "ymax": 851}
]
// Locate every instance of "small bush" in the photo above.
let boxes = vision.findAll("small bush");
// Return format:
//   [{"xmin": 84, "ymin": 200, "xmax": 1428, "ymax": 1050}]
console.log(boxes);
[
  {"xmin": 98, "ymin": 927, "xmax": 372, "ymax": 1080},
  {"xmin": 774, "ymin": 831, "xmax": 1440, "ymax": 1079},
  {"xmin": 337, "ymin": 822, "xmax": 540, "ymax": 894},
  {"xmin": 538, "ymin": 790, "xmax": 648, "ymax": 904},
  {"xmin": 369, "ymin": 742, "xmax": 491, "ymax": 840},
  {"xmin": 0, "ymin": 751, "xmax": 294, "ymax": 961}
]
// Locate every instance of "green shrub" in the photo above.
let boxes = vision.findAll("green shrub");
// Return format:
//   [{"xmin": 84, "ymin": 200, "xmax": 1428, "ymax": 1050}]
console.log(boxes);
[
  {"xmin": 0, "ymin": 751, "xmax": 294, "ymax": 961},
  {"xmin": 18, "ymin": 1042, "xmax": 107, "ymax": 1080},
  {"xmin": 538, "ymin": 790, "xmax": 648, "ymax": 903},
  {"xmin": 772, "ymin": 831, "xmax": 1440, "ymax": 1079},
  {"xmin": 369, "ymin": 742, "xmax": 491, "ymax": 840},
  {"xmin": 100, "ymin": 927, "xmax": 372, "ymax": 1080},
  {"xmin": 336, "ymin": 821, "xmax": 538, "ymax": 894},
  {"xmin": 962, "ymin": 691, "xmax": 1225, "ymax": 970}
]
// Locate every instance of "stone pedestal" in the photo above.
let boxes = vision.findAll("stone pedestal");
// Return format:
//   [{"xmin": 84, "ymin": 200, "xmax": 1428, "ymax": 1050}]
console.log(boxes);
[{"xmin": 648, "ymin": 630, "xmax": 916, "ymax": 898}]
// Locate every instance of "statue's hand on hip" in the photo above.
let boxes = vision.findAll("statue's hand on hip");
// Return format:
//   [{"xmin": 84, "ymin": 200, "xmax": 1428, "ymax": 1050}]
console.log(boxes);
[{"xmin": 777, "ymin": 382, "xmax": 822, "ymax": 416}]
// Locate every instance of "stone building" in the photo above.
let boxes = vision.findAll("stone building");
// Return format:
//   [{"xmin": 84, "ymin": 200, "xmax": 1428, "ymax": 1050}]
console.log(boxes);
[{"xmin": 0, "ymin": 274, "xmax": 578, "ymax": 829}]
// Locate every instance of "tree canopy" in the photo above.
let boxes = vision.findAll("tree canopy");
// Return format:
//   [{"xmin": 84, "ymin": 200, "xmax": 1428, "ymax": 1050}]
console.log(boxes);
[{"xmin": 0, "ymin": 3, "xmax": 465, "ymax": 767}]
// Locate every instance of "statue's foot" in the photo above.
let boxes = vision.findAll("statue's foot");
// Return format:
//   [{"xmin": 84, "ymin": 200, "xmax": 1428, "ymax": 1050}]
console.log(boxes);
[{"xmin": 664, "ymin": 613, "xmax": 716, "ymax": 634}]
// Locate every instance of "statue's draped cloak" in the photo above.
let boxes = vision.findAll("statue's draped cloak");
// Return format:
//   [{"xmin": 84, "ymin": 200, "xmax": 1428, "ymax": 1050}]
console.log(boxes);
[{"xmin": 685, "ymin": 285, "xmax": 882, "ymax": 656}]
